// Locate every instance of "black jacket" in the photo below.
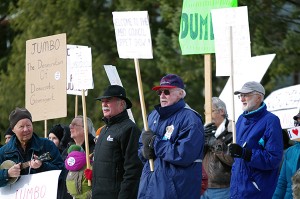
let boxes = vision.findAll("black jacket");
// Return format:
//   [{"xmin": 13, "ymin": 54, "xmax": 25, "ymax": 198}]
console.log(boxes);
[{"xmin": 92, "ymin": 111, "xmax": 143, "ymax": 199}]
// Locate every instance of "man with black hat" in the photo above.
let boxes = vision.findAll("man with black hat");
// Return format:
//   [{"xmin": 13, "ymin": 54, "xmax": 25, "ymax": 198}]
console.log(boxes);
[
  {"xmin": 229, "ymin": 81, "xmax": 283, "ymax": 199},
  {"xmin": 138, "ymin": 74, "xmax": 204, "ymax": 199},
  {"xmin": 0, "ymin": 107, "xmax": 64, "ymax": 187},
  {"xmin": 91, "ymin": 85, "xmax": 143, "ymax": 199}
]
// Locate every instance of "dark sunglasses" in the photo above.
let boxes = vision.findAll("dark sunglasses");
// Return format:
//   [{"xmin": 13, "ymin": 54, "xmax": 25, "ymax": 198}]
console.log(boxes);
[
  {"xmin": 157, "ymin": 90, "xmax": 171, "ymax": 96},
  {"xmin": 295, "ymin": 120, "xmax": 300, "ymax": 127}
]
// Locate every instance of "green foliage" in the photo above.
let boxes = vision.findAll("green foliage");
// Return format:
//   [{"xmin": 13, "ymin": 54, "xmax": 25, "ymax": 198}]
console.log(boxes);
[{"xmin": 0, "ymin": 0, "xmax": 299, "ymax": 141}]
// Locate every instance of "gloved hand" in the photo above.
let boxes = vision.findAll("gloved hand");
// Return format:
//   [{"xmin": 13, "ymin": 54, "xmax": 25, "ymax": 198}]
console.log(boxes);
[
  {"xmin": 229, "ymin": 143, "xmax": 252, "ymax": 161},
  {"xmin": 204, "ymin": 123, "xmax": 217, "ymax": 135},
  {"xmin": 141, "ymin": 130, "xmax": 156, "ymax": 159},
  {"xmin": 84, "ymin": 168, "xmax": 93, "ymax": 181},
  {"xmin": 204, "ymin": 123, "xmax": 217, "ymax": 147}
]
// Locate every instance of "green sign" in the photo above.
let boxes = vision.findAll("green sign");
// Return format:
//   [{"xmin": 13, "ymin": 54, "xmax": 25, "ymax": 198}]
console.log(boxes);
[{"xmin": 179, "ymin": 0, "xmax": 237, "ymax": 55}]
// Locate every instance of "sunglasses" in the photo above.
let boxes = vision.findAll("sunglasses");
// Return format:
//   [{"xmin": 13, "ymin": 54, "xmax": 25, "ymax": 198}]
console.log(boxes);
[{"xmin": 157, "ymin": 90, "xmax": 171, "ymax": 96}]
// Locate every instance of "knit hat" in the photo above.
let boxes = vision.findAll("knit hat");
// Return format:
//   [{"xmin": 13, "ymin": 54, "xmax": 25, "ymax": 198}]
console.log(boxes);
[
  {"xmin": 48, "ymin": 124, "xmax": 64, "ymax": 141},
  {"xmin": 9, "ymin": 107, "xmax": 32, "ymax": 129},
  {"xmin": 67, "ymin": 144, "xmax": 84, "ymax": 154}
]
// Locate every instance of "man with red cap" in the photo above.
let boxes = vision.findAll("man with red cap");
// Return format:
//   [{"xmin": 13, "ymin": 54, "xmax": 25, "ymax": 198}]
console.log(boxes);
[{"xmin": 138, "ymin": 74, "xmax": 204, "ymax": 199}]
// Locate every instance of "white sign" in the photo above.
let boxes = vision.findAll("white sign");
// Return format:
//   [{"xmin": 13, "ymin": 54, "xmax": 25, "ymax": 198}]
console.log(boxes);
[
  {"xmin": 287, "ymin": 126, "xmax": 300, "ymax": 141},
  {"xmin": 219, "ymin": 54, "xmax": 275, "ymax": 121},
  {"xmin": 0, "ymin": 170, "xmax": 61, "ymax": 199},
  {"xmin": 68, "ymin": 46, "xmax": 94, "ymax": 90},
  {"xmin": 211, "ymin": 6, "xmax": 251, "ymax": 76},
  {"xmin": 67, "ymin": 45, "xmax": 89, "ymax": 96},
  {"xmin": 112, "ymin": 11, "xmax": 153, "ymax": 59},
  {"xmin": 104, "ymin": 65, "xmax": 135, "ymax": 123},
  {"xmin": 264, "ymin": 84, "xmax": 300, "ymax": 129}
]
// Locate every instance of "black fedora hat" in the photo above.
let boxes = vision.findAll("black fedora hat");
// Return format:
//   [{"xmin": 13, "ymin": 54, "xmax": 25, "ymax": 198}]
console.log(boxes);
[{"xmin": 96, "ymin": 85, "xmax": 132, "ymax": 109}]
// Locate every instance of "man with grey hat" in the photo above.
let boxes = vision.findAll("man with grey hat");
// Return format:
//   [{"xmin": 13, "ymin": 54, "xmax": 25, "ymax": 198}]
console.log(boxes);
[
  {"xmin": 0, "ymin": 107, "xmax": 64, "ymax": 187},
  {"xmin": 91, "ymin": 85, "xmax": 143, "ymax": 199},
  {"xmin": 229, "ymin": 81, "xmax": 283, "ymax": 199}
]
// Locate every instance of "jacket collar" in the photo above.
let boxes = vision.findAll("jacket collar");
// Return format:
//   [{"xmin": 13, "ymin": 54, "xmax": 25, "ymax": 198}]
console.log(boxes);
[
  {"xmin": 102, "ymin": 110, "xmax": 129, "ymax": 126},
  {"xmin": 154, "ymin": 99, "xmax": 185, "ymax": 119}
]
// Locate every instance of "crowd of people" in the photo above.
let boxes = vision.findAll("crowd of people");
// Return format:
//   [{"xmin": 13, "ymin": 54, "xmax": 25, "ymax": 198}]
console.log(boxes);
[{"xmin": 0, "ymin": 75, "xmax": 299, "ymax": 199}]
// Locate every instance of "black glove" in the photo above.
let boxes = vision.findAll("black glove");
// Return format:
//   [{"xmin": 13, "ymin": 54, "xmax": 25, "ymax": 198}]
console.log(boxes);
[
  {"xmin": 204, "ymin": 123, "xmax": 217, "ymax": 135},
  {"xmin": 141, "ymin": 130, "xmax": 156, "ymax": 159},
  {"xmin": 204, "ymin": 123, "xmax": 217, "ymax": 147},
  {"xmin": 229, "ymin": 143, "xmax": 252, "ymax": 161}
]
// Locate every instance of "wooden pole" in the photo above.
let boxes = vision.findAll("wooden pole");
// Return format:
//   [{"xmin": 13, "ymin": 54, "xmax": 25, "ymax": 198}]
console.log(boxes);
[
  {"xmin": 204, "ymin": 54, "xmax": 213, "ymax": 124},
  {"xmin": 44, "ymin": 120, "xmax": 47, "ymax": 138},
  {"xmin": 134, "ymin": 58, "xmax": 154, "ymax": 172},
  {"xmin": 81, "ymin": 89, "xmax": 91, "ymax": 186}
]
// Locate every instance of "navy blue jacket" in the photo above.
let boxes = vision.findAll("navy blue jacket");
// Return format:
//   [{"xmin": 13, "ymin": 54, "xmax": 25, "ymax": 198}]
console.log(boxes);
[
  {"xmin": 0, "ymin": 133, "xmax": 64, "ymax": 187},
  {"xmin": 138, "ymin": 99, "xmax": 204, "ymax": 199}
]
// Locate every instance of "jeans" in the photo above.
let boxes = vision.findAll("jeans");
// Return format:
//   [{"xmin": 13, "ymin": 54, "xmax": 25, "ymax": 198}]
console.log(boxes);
[{"xmin": 201, "ymin": 187, "xmax": 230, "ymax": 199}]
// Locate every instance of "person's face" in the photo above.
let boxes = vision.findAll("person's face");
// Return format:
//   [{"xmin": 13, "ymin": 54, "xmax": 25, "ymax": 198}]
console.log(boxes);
[
  {"xmin": 48, "ymin": 133, "xmax": 60, "ymax": 147},
  {"xmin": 211, "ymin": 107, "xmax": 225, "ymax": 128},
  {"xmin": 157, "ymin": 88, "xmax": 182, "ymax": 107},
  {"xmin": 4, "ymin": 135, "xmax": 12, "ymax": 144},
  {"xmin": 12, "ymin": 118, "xmax": 33, "ymax": 144},
  {"xmin": 69, "ymin": 118, "xmax": 84, "ymax": 140},
  {"xmin": 238, "ymin": 92, "xmax": 262, "ymax": 112},
  {"xmin": 101, "ymin": 97, "xmax": 125, "ymax": 118}
]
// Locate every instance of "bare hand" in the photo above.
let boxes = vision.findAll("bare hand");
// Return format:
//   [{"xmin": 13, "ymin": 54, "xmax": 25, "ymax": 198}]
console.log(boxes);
[
  {"xmin": 29, "ymin": 155, "xmax": 42, "ymax": 169},
  {"xmin": 8, "ymin": 163, "xmax": 21, "ymax": 178}
]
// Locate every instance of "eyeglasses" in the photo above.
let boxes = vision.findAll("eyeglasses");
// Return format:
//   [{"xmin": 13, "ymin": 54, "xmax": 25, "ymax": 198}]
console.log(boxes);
[
  {"xmin": 295, "ymin": 121, "xmax": 300, "ymax": 127},
  {"xmin": 237, "ymin": 93, "xmax": 259, "ymax": 99},
  {"xmin": 70, "ymin": 123, "xmax": 83, "ymax": 128}
]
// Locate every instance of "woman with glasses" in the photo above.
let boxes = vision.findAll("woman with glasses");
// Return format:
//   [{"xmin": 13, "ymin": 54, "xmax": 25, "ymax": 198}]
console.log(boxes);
[{"xmin": 273, "ymin": 111, "xmax": 300, "ymax": 199}]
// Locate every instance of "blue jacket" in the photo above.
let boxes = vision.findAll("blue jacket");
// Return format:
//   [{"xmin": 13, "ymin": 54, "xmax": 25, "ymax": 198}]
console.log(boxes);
[
  {"xmin": 230, "ymin": 103, "xmax": 283, "ymax": 199},
  {"xmin": 138, "ymin": 99, "xmax": 204, "ymax": 199},
  {"xmin": 272, "ymin": 142, "xmax": 300, "ymax": 199},
  {"xmin": 0, "ymin": 133, "xmax": 64, "ymax": 187}
]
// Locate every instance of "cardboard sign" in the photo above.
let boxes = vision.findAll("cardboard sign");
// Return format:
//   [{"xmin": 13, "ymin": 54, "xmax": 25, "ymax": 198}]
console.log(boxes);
[
  {"xmin": 67, "ymin": 45, "xmax": 89, "ymax": 96},
  {"xmin": 211, "ymin": 6, "xmax": 251, "ymax": 76},
  {"xmin": 179, "ymin": 0, "xmax": 237, "ymax": 55},
  {"xmin": 0, "ymin": 170, "xmax": 61, "ymax": 199},
  {"xmin": 287, "ymin": 126, "xmax": 300, "ymax": 141},
  {"xmin": 112, "ymin": 11, "xmax": 153, "ymax": 59},
  {"xmin": 25, "ymin": 33, "xmax": 67, "ymax": 121}
]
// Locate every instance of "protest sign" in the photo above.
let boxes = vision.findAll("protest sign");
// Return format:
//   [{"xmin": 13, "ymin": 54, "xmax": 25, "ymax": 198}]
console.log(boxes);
[
  {"xmin": 67, "ymin": 46, "xmax": 93, "ymax": 90},
  {"xmin": 67, "ymin": 45, "xmax": 89, "ymax": 96},
  {"xmin": 25, "ymin": 33, "xmax": 67, "ymax": 121},
  {"xmin": 0, "ymin": 170, "xmax": 61, "ymax": 199},
  {"xmin": 265, "ymin": 84, "xmax": 300, "ymax": 129},
  {"xmin": 211, "ymin": 6, "xmax": 251, "ymax": 76},
  {"xmin": 112, "ymin": 11, "xmax": 153, "ymax": 59},
  {"xmin": 179, "ymin": 0, "xmax": 237, "ymax": 55}
]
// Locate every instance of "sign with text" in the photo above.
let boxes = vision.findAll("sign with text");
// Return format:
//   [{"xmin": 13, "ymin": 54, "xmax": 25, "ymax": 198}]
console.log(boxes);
[
  {"xmin": 67, "ymin": 45, "xmax": 90, "ymax": 95},
  {"xmin": 211, "ymin": 6, "xmax": 251, "ymax": 76},
  {"xmin": 112, "ymin": 11, "xmax": 153, "ymax": 59},
  {"xmin": 264, "ymin": 84, "xmax": 300, "ymax": 129},
  {"xmin": 179, "ymin": 0, "xmax": 237, "ymax": 55},
  {"xmin": 26, "ymin": 33, "xmax": 67, "ymax": 121},
  {"xmin": 0, "ymin": 170, "xmax": 61, "ymax": 199}
]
